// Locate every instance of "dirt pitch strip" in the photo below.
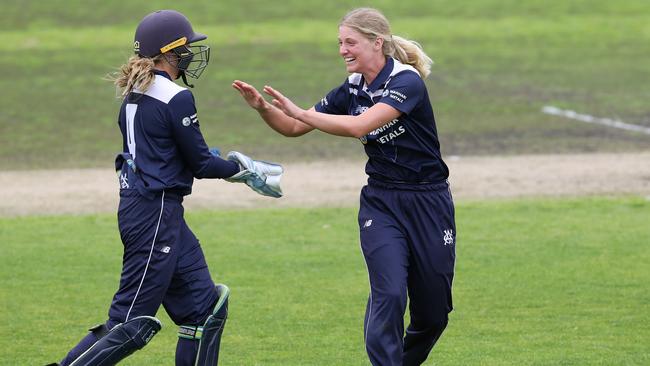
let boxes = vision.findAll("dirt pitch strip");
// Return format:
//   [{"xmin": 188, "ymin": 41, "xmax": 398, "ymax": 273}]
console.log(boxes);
[{"xmin": 1, "ymin": 152, "xmax": 648, "ymax": 217}]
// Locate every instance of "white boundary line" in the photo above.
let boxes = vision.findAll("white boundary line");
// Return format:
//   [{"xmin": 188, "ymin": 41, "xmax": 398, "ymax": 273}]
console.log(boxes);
[{"xmin": 542, "ymin": 105, "xmax": 650, "ymax": 135}]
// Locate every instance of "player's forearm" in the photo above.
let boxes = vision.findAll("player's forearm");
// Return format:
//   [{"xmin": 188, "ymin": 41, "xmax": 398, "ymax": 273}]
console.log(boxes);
[
  {"xmin": 257, "ymin": 103, "xmax": 313, "ymax": 137},
  {"xmin": 194, "ymin": 157, "xmax": 240, "ymax": 179},
  {"xmin": 295, "ymin": 103, "xmax": 402, "ymax": 138},
  {"xmin": 296, "ymin": 109, "xmax": 366, "ymax": 138}
]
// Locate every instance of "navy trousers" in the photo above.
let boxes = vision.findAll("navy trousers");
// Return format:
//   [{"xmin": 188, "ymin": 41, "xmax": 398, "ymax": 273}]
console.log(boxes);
[
  {"xmin": 60, "ymin": 190, "xmax": 218, "ymax": 366},
  {"xmin": 358, "ymin": 180, "xmax": 456, "ymax": 366}
]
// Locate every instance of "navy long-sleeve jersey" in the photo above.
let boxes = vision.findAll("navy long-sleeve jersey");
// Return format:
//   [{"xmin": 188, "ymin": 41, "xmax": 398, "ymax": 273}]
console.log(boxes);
[{"xmin": 117, "ymin": 71, "xmax": 238, "ymax": 196}]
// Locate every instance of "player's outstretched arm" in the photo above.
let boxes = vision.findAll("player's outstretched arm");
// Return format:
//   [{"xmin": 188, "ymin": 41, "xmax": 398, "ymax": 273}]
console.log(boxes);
[
  {"xmin": 232, "ymin": 80, "xmax": 314, "ymax": 137},
  {"xmin": 264, "ymin": 85, "xmax": 401, "ymax": 138}
]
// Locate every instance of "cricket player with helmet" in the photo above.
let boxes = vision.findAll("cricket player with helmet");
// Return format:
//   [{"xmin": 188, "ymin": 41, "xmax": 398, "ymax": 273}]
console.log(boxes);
[{"xmin": 47, "ymin": 9, "xmax": 283, "ymax": 366}]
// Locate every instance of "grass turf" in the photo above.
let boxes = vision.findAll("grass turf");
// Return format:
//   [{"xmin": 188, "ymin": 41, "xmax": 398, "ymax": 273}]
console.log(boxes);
[{"xmin": 1, "ymin": 197, "xmax": 648, "ymax": 365}]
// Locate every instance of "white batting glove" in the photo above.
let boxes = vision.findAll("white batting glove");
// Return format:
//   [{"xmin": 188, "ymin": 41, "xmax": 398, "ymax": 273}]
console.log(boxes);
[{"xmin": 225, "ymin": 151, "xmax": 284, "ymax": 198}]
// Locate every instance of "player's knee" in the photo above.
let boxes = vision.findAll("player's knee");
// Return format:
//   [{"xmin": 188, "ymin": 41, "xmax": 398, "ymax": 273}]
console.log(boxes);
[
  {"xmin": 378, "ymin": 287, "xmax": 407, "ymax": 308},
  {"xmin": 409, "ymin": 316, "xmax": 448, "ymax": 343},
  {"xmin": 429, "ymin": 317, "xmax": 448, "ymax": 339}
]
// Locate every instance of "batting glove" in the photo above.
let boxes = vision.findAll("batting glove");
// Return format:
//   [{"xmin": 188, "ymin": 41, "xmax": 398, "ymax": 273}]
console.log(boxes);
[{"xmin": 225, "ymin": 151, "xmax": 284, "ymax": 198}]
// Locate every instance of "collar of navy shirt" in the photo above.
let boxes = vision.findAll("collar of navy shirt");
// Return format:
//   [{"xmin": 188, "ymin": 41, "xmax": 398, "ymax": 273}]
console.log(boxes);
[
  {"xmin": 126, "ymin": 70, "xmax": 174, "ymax": 102},
  {"xmin": 359, "ymin": 57, "xmax": 394, "ymax": 98},
  {"xmin": 153, "ymin": 69, "xmax": 173, "ymax": 80}
]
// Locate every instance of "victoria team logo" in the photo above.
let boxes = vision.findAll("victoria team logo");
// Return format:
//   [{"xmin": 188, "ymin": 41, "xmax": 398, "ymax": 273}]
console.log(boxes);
[
  {"xmin": 443, "ymin": 229, "xmax": 455, "ymax": 246},
  {"xmin": 181, "ymin": 114, "xmax": 198, "ymax": 127},
  {"xmin": 119, "ymin": 173, "xmax": 129, "ymax": 189}
]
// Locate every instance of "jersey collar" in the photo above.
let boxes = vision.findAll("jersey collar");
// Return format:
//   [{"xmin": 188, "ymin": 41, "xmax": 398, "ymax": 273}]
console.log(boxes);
[
  {"xmin": 364, "ymin": 57, "xmax": 394, "ymax": 93},
  {"xmin": 153, "ymin": 69, "xmax": 173, "ymax": 80}
]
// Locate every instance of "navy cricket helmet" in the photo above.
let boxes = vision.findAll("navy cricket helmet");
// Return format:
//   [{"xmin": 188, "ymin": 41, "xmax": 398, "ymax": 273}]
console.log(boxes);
[
  {"xmin": 134, "ymin": 10, "xmax": 210, "ymax": 85},
  {"xmin": 134, "ymin": 10, "xmax": 205, "ymax": 57}
]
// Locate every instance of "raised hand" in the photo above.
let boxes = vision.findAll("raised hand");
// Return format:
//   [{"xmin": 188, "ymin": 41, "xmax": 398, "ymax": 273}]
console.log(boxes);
[
  {"xmin": 263, "ymin": 85, "xmax": 305, "ymax": 120},
  {"xmin": 232, "ymin": 80, "xmax": 269, "ymax": 111}
]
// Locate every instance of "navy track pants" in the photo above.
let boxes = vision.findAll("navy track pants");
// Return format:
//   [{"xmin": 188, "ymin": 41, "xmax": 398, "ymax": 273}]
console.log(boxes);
[
  {"xmin": 358, "ymin": 180, "xmax": 456, "ymax": 366},
  {"xmin": 60, "ymin": 190, "xmax": 218, "ymax": 366}
]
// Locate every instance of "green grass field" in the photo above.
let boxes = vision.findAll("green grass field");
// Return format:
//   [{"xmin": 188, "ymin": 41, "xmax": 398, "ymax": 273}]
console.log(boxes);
[
  {"xmin": 1, "ymin": 0, "xmax": 649, "ymax": 169},
  {"xmin": 1, "ymin": 197, "xmax": 648, "ymax": 365}
]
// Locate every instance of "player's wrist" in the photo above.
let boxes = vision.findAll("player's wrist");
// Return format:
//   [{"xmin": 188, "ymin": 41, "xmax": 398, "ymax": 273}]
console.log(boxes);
[
  {"xmin": 295, "ymin": 108, "xmax": 310, "ymax": 123},
  {"xmin": 255, "ymin": 100, "xmax": 273, "ymax": 113}
]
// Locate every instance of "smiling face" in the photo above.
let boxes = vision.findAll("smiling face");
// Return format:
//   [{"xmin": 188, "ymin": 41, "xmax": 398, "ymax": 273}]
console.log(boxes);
[{"xmin": 338, "ymin": 25, "xmax": 384, "ymax": 76}]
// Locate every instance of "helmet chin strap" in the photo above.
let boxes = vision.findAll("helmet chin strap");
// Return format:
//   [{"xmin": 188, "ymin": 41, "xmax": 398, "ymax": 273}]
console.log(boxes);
[{"xmin": 179, "ymin": 71, "xmax": 195, "ymax": 88}]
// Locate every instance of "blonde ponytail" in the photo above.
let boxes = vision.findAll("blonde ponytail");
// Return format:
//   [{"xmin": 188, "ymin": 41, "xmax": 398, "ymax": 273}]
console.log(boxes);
[
  {"xmin": 340, "ymin": 7, "xmax": 433, "ymax": 79},
  {"xmin": 108, "ymin": 55, "xmax": 163, "ymax": 97},
  {"xmin": 387, "ymin": 35, "xmax": 432, "ymax": 79}
]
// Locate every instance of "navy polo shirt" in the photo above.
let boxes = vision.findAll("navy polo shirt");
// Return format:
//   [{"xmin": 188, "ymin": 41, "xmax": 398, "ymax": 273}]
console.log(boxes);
[
  {"xmin": 315, "ymin": 58, "xmax": 449, "ymax": 184},
  {"xmin": 117, "ymin": 71, "xmax": 238, "ymax": 196}
]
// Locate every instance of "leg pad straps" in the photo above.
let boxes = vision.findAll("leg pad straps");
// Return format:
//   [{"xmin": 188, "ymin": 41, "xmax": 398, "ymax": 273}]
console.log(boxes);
[{"xmin": 178, "ymin": 325, "xmax": 204, "ymax": 340}]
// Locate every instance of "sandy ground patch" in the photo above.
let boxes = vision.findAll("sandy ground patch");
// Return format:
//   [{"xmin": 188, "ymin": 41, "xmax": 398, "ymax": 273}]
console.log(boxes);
[{"xmin": 1, "ymin": 152, "xmax": 648, "ymax": 217}]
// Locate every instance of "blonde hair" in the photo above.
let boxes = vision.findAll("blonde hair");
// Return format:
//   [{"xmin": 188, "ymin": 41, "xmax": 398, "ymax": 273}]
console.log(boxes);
[
  {"xmin": 108, "ymin": 55, "xmax": 164, "ymax": 97},
  {"xmin": 340, "ymin": 8, "xmax": 433, "ymax": 79}
]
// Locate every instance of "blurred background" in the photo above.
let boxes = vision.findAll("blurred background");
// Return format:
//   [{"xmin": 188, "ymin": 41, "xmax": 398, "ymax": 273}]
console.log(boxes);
[{"xmin": 1, "ymin": 0, "xmax": 648, "ymax": 170}]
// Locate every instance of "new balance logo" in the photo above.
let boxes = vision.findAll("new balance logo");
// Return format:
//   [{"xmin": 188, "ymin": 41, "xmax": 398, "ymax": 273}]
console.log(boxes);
[
  {"xmin": 363, "ymin": 219, "xmax": 373, "ymax": 228},
  {"xmin": 161, "ymin": 246, "xmax": 171, "ymax": 253}
]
